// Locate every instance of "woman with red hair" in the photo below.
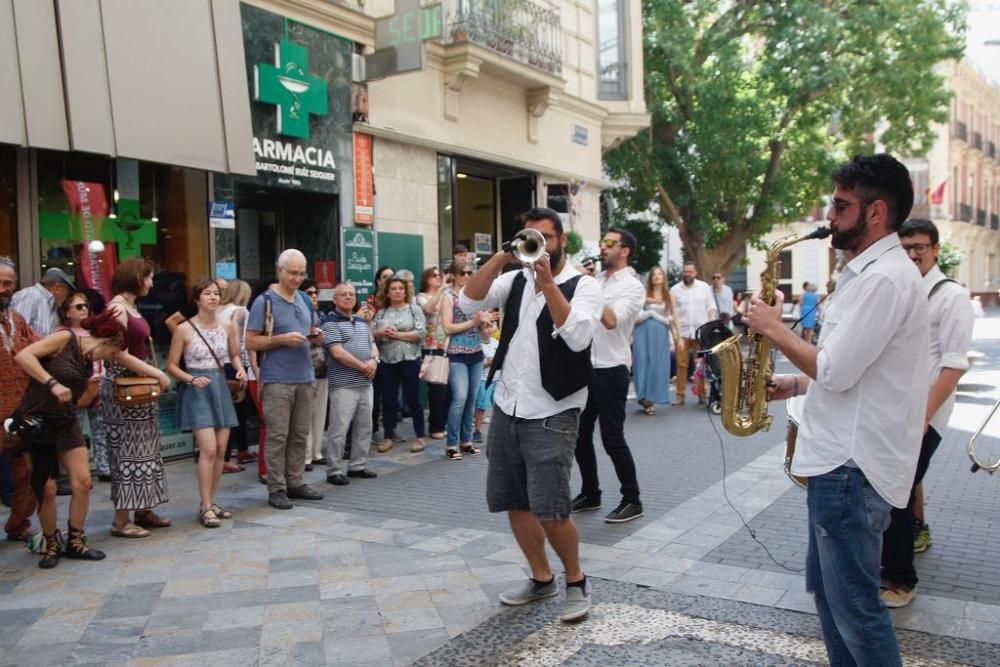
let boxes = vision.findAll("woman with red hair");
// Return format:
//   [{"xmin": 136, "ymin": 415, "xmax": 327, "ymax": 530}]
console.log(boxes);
[{"xmin": 13, "ymin": 309, "xmax": 169, "ymax": 568}]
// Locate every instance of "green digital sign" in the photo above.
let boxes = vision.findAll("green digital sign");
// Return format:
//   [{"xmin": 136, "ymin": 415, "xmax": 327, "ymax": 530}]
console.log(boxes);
[{"xmin": 372, "ymin": 0, "xmax": 442, "ymax": 77}]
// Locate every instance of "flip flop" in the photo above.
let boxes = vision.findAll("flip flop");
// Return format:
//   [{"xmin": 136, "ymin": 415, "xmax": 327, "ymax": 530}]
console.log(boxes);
[{"xmin": 110, "ymin": 522, "xmax": 150, "ymax": 538}]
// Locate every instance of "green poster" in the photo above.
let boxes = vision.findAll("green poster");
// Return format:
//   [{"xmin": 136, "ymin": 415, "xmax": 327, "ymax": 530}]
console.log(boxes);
[{"xmin": 342, "ymin": 227, "xmax": 376, "ymax": 300}]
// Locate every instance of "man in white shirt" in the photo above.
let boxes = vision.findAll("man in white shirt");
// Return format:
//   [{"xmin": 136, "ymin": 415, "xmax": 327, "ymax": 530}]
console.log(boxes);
[
  {"xmin": 461, "ymin": 207, "xmax": 602, "ymax": 623},
  {"xmin": 879, "ymin": 218, "xmax": 974, "ymax": 608},
  {"xmin": 572, "ymin": 229, "xmax": 646, "ymax": 523},
  {"xmin": 711, "ymin": 272, "xmax": 734, "ymax": 327},
  {"xmin": 744, "ymin": 154, "xmax": 929, "ymax": 666},
  {"xmin": 670, "ymin": 261, "xmax": 716, "ymax": 404}
]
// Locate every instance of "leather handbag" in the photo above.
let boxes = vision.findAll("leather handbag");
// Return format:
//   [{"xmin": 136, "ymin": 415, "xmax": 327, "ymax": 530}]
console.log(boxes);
[
  {"xmin": 114, "ymin": 336, "xmax": 163, "ymax": 406},
  {"xmin": 187, "ymin": 320, "xmax": 246, "ymax": 404}
]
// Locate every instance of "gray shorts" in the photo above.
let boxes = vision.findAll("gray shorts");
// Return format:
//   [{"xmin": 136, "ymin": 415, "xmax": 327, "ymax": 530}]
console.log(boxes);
[{"xmin": 485, "ymin": 406, "xmax": 580, "ymax": 521}]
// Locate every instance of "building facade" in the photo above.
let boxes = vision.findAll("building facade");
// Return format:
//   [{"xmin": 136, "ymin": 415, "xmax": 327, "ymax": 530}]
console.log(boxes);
[
  {"xmin": 0, "ymin": 0, "xmax": 649, "ymax": 455},
  {"xmin": 743, "ymin": 59, "xmax": 1000, "ymax": 306}
]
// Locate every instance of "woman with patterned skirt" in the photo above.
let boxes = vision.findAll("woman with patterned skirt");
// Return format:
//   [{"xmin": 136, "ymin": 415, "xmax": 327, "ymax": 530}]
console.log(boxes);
[{"xmin": 102, "ymin": 257, "xmax": 172, "ymax": 538}]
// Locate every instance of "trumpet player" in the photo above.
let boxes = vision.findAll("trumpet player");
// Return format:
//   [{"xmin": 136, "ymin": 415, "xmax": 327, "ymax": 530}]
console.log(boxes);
[
  {"xmin": 460, "ymin": 207, "xmax": 602, "ymax": 622},
  {"xmin": 879, "ymin": 218, "xmax": 974, "ymax": 608},
  {"xmin": 743, "ymin": 154, "xmax": 929, "ymax": 667}
]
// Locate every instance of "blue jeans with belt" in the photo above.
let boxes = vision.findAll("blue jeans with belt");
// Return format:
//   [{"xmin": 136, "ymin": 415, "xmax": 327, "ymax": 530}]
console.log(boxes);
[{"xmin": 806, "ymin": 465, "xmax": 901, "ymax": 667}]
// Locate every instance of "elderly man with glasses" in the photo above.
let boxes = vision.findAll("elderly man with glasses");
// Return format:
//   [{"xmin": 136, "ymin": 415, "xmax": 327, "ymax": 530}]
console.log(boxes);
[{"xmin": 246, "ymin": 249, "xmax": 325, "ymax": 510}]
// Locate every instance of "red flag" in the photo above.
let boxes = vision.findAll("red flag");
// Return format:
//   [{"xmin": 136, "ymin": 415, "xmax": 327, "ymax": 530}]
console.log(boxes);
[
  {"xmin": 61, "ymin": 181, "xmax": 116, "ymax": 302},
  {"xmin": 929, "ymin": 181, "xmax": 946, "ymax": 205}
]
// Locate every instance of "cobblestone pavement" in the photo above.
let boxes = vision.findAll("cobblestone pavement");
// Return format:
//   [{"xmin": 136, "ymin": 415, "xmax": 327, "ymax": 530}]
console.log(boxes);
[{"xmin": 1, "ymin": 315, "xmax": 998, "ymax": 665}]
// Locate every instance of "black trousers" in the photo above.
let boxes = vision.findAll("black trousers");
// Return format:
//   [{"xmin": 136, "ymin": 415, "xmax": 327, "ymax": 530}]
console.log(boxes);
[
  {"xmin": 574, "ymin": 365, "xmax": 641, "ymax": 504},
  {"xmin": 880, "ymin": 426, "xmax": 942, "ymax": 588},
  {"xmin": 426, "ymin": 382, "xmax": 449, "ymax": 434}
]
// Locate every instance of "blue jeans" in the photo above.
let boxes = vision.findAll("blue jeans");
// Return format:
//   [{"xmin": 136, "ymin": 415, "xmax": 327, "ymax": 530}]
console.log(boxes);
[
  {"xmin": 806, "ymin": 466, "xmax": 901, "ymax": 667},
  {"xmin": 447, "ymin": 359, "xmax": 482, "ymax": 446}
]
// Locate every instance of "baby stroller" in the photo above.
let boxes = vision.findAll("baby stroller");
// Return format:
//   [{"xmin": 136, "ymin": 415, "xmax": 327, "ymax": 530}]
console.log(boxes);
[{"xmin": 695, "ymin": 319, "xmax": 736, "ymax": 415}]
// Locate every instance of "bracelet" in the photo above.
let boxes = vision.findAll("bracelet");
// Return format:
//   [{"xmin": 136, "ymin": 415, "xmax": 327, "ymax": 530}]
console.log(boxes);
[
  {"xmin": 792, "ymin": 376, "xmax": 799, "ymax": 397},
  {"xmin": 45, "ymin": 377, "xmax": 58, "ymax": 389}
]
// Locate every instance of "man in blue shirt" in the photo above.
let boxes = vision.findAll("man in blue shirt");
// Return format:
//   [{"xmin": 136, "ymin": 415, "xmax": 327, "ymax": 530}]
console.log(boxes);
[
  {"xmin": 246, "ymin": 250, "xmax": 325, "ymax": 510},
  {"xmin": 10, "ymin": 267, "xmax": 75, "ymax": 336}
]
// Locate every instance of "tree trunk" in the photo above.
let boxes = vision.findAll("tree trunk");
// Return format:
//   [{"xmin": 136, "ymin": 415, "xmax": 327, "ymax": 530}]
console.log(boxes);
[{"xmin": 677, "ymin": 225, "xmax": 754, "ymax": 281}]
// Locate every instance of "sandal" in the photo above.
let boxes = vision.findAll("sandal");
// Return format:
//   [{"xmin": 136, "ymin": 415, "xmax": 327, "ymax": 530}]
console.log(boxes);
[
  {"xmin": 110, "ymin": 522, "xmax": 150, "ymax": 538},
  {"xmin": 210, "ymin": 504, "xmax": 233, "ymax": 519},
  {"xmin": 199, "ymin": 508, "xmax": 221, "ymax": 528},
  {"xmin": 644, "ymin": 405, "xmax": 656, "ymax": 416},
  {"xmin": 134, "ymin": 511, "xmax": 172, "ymax": 529},
  {"xmin": 445, "ymin": 448, "xmax": 463, "ymax": 461},
  {"xmin": 459, "ymin": 444, "xmax": 482, "ymax": 456},
  {"xmin": 222, "ymin": 462, "xmax": 244, "ymax": 474}
]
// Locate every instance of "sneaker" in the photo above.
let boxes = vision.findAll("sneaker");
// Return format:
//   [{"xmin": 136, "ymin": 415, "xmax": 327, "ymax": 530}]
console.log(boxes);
[
  {"xmin": 287, "ymin": 485, "xmax": 324, "ymax": 500},
  {"xmin": 326, "ymin": 474, "xmax": 349, "ymax": 486},
  {"xmin": 560, "ymin": 578, "xmax": 592, "ymax": 622},
  {"xmin": 472, "ymin": 430, "xmax": 483, "ymax": 443},
  {"xmin": 571, "ymin": 493, "xmax": 601, "ymax": 513},
  {"xmin": 346, "ymin": 468, "xmax": 378, "ymax": 479},
  {"xmin": 268, "ymin": 491, "xmax": 293, "ymax": 510},
  {"xmin": 499, "ymin": 577, "xmax": 559, "ymax": 606},
  {"xmin": 913, "ymin": 522, "xmax": 932, "ymax": 553},
  {"xmin": 410, "ymin": 439, "xmax": 426, "ymax": 453},
  {"xmin": 605, "ymin": 501, "xmax": 644, "ymax": 523},
  {"xmin": 881, "ymin": 585, "xmax": 916, "ymax": 608}
]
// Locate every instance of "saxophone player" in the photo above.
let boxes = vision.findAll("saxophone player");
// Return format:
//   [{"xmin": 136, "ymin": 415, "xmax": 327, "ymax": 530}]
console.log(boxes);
[{"xmin": 743, "ymin": 154, "xmax": 930, "ymax": 667}]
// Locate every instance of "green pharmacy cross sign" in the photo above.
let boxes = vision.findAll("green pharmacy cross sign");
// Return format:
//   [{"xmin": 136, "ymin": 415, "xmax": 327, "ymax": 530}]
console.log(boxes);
[{"xmin": 255, "ymin": 40, "xmax": 328, "ymax": 139}]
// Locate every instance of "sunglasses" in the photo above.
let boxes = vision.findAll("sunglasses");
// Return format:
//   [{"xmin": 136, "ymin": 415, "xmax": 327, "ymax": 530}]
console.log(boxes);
[
  {"xmin": 599, "ymin": 239, "xmax": 621, "ymax": 249},
  {"xmin": 72, "ymin": 303, "xmax": 89, "ymax": 311},
  {"xmin": 305, "ymin": 290, "xmax": 318, "ymax": 296},
  {"xmin": 712, "ymin": 275, "xmax": 722, "ymax": 280}
]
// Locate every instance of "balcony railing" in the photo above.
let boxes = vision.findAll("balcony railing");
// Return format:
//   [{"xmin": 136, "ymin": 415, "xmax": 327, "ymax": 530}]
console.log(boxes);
[
  {"xmin": 989, "ymin": 141, "xmax": 998, "ymax": 159},
  {"xmin": 953, "ymin": 121, "xmax": 968, "ymax": 142},
  {"xmin": 991, "ymin": 213, "xmax": 999, "ymax": 230},
  {"xmin": 973, "ymin": 132, "xmax": 983, "ymax": 151},
  {"xmin": 958, "ymin": 203, "xmax": 973, "ymax": 222},
  {"xmin": 444, "ymin": 0, "xmax": 563, "ymax": 75},
  {"xmin": 977, "ymin": 208, "xmax": 987, "ymax": 226}
]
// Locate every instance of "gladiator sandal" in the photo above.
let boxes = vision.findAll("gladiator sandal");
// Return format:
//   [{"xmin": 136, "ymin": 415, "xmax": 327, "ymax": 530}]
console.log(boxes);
[
  {"xmin": 64, "ymin": 523, "xmax": 106, "ymax": 561},
  {"xmin": 38, "ymin": 532, "xmax": 62, "ymax": 569}
]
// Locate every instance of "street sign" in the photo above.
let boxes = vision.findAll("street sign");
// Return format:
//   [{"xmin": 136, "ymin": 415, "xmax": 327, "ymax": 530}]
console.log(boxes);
[{"xmin": 369, "ymin": 0, "xmax": 442, "ymax": 79}]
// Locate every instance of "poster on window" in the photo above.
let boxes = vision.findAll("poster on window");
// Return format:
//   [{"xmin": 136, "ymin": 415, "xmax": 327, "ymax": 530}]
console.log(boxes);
[{"xmin": 60, "ymin": 181, "xmax": 117, "ymax": 302}]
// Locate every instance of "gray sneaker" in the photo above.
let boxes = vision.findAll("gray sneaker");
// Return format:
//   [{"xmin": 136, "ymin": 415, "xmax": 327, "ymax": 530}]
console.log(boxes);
[
  {"xmin": 499, "ymin": 577, "xmax": 558, "ymax": 606},
  {"xmin": 559, "ymin": 579, "xmax": 591, "ymax": 622}
]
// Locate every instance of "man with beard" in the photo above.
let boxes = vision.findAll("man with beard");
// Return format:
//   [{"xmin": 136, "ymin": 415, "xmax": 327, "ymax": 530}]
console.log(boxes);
[
  {"xmin": 0, "ymin": 256, "xmax": 40, "ymax": 541},
  {"xmin": 670, "ymin": 261, "xmax": 716, "ymax": 404},
  {"xmin": 743, "ymin": 154, "xmax": 929, "ymax": 666},
  {"xmin": 571, "ymin": 229, "xmax": 646, "ymax": 523},
  {"xmin": 461, "ymin": 207, "xmax": 602, "ymax": 622}
]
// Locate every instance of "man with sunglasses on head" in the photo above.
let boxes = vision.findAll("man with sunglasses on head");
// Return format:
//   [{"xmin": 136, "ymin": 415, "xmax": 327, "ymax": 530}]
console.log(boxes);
[
  {"xmin": 878, "ymin": 218, "xmax": 973, "ymax": 609},
  {"xmin": 571, "ymin": 229, "xmax": 646, "ymax": 523},
  {"xmin": 711, "ymin": 272, "xmax": 734, "ymax": 329},
  {"xmin": 744, "ymin": 154, "xmax": 930, "ymax": 667},
  {"xmin": 461, "ymin": 207, "xmax": 602, "ymax": 622}
]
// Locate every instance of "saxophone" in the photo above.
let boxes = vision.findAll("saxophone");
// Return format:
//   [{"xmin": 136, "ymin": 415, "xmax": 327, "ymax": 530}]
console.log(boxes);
[{"xmin": 709, "ymin": 226, "xmax": 832, "ymax": 437}]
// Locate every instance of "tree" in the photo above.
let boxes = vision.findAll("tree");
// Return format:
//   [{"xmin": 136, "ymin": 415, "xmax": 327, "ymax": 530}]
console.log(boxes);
[
  {"xmin": 604, "ymin": 0, "xmax": 965, "ymax": 279},
  {"xmin": 937, "ymin": 239, "xmax": 963, "ymax": 278},
  {"xmin": 616, "ymin": 216, "xmax": 665, "ymax": 274}
]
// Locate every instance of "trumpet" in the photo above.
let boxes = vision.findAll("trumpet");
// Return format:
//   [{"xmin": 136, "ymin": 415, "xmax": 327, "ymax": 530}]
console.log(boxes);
[
  {"xmin": 968, "ymin": 396, "xmax": 1000, "ymax": 474},
  {"xmin": 502, "ymin": 228, "xmax": 547, "ymax": 266}
]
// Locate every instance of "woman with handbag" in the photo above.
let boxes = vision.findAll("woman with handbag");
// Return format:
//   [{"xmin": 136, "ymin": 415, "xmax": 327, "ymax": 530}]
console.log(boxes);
[
  {"xmin": 103, "ymin": 257, "xmax": 172, "ymax": 538},
  {"xmin": 13, "ymin": 308, "xmax": 169, "ymax": 567},
  {"xmin": 440, "ymin": 259, "xmax": 494, "ymax": 460},
  {"xmin": 416, "ymin": 267, "xmax": 448, "ymax": 440},
  {"xmin": 372, "ymin": 276, "xmax": 427, "ymax": 455},
  {"xmin": 166, "ymin": 279, "xmax": 247, "ymax": 528}
]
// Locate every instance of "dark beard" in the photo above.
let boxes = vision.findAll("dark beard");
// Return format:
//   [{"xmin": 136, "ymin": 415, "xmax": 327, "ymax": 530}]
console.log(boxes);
[
  {"xmin": 548, "ymin": 246, "xmax": 563, "ymax": 273},
  {"xmin": 831, "ymin": 214, "xmax": 867, "ymax": 251},
  {"xmin": 682, "ymin": 276, "xmax": 694, "ymax": 285},
  {"xmin": 0, "ymin": 293, "xmax": 10, "ymax": 310}
]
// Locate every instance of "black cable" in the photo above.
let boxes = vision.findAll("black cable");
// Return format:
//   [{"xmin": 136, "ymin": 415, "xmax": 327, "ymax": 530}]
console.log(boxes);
[{"xmin": 704, "ymin": 400, "xmax": 804, "ymax": 574}]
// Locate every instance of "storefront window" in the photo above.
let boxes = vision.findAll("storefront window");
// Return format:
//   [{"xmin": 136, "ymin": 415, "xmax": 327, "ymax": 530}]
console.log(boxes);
[
  {"xmin": 0, "ymin": 147, "xmax": 16, "ymax": 263},
  {"xmin": 36, "ymin": 151, "xmax": 209, "ymax": 453}
]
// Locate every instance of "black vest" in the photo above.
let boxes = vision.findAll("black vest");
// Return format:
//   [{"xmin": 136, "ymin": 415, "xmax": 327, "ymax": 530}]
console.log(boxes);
[{"xmin": 488, "ymin": 272, "xmax": 594, "ymax": 401}]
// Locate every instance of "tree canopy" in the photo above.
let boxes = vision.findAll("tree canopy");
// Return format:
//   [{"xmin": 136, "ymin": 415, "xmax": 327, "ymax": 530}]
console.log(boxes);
[{"xmin": 604, "ymin": 0, "xmax": 966, "ymax": 278}]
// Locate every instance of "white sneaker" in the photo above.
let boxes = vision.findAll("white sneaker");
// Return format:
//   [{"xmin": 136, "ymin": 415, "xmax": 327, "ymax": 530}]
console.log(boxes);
[{"xmin": 559, "ymin": 579, "xmax": 591, "ymax": 622}]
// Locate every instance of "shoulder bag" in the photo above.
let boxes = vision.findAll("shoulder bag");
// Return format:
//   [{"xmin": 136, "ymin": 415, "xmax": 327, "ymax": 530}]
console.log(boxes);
[
  {"xmin": 186, "ymin": 320, "xmax": 246, "ymax": 404},
  {"xmin": 114, "ymin": 336, "xmax": 163, "ymax": 406}
]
